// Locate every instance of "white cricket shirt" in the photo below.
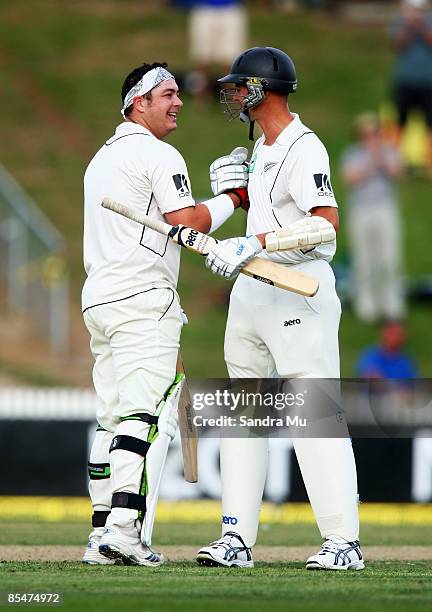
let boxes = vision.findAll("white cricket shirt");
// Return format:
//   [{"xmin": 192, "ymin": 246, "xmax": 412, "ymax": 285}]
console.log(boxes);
[
  {"xmin": 247, "ymin": 113, "xmax": 337, "ymax": 235},
  {"xmin": 82, "ymin": 122, "xmax": 195, "ymax": 311}
]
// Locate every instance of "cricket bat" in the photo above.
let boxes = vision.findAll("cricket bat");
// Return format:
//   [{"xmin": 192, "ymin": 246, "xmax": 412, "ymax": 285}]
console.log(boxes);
[
  {"xmin": 176, "ymin": 353, "xmax": 198, "ymax": 483},
  {"xmin": 101, "ymin": 197, "xmax": 319, "ymax": 297}
]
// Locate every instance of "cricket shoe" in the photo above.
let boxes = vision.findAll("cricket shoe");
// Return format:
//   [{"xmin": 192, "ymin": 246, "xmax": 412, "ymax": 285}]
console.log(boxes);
[
  {"xmin": 82, "ymin": 528, "xmax": 117, "ymax": 565},
  {"xmin": 306, "ymin": 537, "xmax": 365, "ymax": 571},
  {"xmin": 99, "ymin": 522, "xmax": 164, "ymax": 567},
  {"xmin": 196, "ymin": 531, "xmax": 254, "ymax": 568}
]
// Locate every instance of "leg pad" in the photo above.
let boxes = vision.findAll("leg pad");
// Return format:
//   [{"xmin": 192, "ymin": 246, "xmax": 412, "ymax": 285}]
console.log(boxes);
[
  {"xmin": 112, "ymin": 491, "xmax": 146, "ymax": 512},
  {"xmin": 92, "ymin": 510, "xmax": 110, "ymax": 528},
  {"xmin": 109, "ymin": 435, "xmax": 150, "ymax": 457},
  {"xmin": 88, "ymin": 462, "xmax": 111, "ymax": 480}
]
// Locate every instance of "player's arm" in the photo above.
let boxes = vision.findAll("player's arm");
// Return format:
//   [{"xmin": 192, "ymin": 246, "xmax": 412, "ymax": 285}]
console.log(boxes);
[
  {"xmin": 205, "ymin": 208, "xmax": 338, "ymax": 281},
  {"xmin": 260, "ymin": 141, "xmax": 339, "ymax": 265},
  {"xmin": 164, "ymin": 190, "xmax": 245, "ymax": 234},
  {"xmin": 258, "ymin": 214, "xmax": 337, "ymax": 267},
  {"xmin": 205, "ymin": 144, "xmax": 340, "ymax": 279},
  {"xmin": 311, "ymin": 205, "xmax": 339, "ymax": 231},
  {"xmin": 161, "ymin": 146, "xmax": 248, "ymax": 234},
  {"xmin": 254, "ymin": 205, "xmax": 338, "ymax": 248}
]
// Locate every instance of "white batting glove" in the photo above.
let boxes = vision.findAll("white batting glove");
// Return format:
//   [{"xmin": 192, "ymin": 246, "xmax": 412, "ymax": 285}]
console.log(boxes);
[
  {"xmin": 180, "ymin": 309, "xmax": 188, "ymax": 326},
  {"xmin": 205, "ymin": 235, "xmax": 263, "ymax": 279},
  {"xmin": 210, "ymin": 147, "xmax": 249, "ymax": 196},
  {"xmin": 157, "ymin": 374, "xmax": 184, "ymax": 441},
  {"xmin": 265, "ymin": 215, "xmax": 336, "ymax": 252}
]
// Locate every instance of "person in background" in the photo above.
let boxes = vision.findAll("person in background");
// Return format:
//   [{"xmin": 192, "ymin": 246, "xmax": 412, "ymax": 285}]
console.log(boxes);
[
  {"xmin": 356, "ymin": 320, "xmax": 418, "ymax": 379},
  {"xmin": 186, "ymin": 0, "xmax": 248, "ymax": 100},
  {"xmin": 341, "ymin": 113, "xmax": 405, "ymax": 323},
  {"xmin": 389, "ymin": 0, "xmax": 432, "ymax": 175}
]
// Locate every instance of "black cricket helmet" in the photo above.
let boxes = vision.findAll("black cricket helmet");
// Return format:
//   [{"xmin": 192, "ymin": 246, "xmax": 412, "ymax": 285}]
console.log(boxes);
[{"xmin": 218, "ymin": 47, "xmax": 297, "ymax": 122}]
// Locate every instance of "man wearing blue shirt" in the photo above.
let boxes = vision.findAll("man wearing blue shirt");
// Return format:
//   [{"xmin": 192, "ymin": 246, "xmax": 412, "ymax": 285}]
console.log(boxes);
[{"xmin": 356, "ymin": 321, "xmax": 418, "ymax": 378}]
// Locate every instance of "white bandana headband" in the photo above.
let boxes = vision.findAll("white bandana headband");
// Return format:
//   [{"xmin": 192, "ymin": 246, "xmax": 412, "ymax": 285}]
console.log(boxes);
[{"xmin": 121, "ymin": 67, "xmax": 175, "ymax": 117}]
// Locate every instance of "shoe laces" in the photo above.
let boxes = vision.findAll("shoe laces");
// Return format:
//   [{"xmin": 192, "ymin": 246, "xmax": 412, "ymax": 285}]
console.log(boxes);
[
  {"xmin": 103, "ymin": 527, "xmax": 115, "ymax": 535},
  {"xmin": 321, "ymin": 539, "xmax": 342, "ymax": 553},
  {"xmin": 216, "ymin": 532, "xmax": 243, "ymax": 546}
]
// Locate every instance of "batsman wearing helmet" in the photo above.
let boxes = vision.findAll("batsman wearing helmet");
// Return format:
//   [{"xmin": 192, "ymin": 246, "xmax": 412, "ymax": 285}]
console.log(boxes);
[{"xmin": 196, "ymin": 47, "xmax": 364, "ymax": 571}]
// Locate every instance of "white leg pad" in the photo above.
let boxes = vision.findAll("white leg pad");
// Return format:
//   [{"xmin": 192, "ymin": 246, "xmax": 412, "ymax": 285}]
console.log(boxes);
[
  {"xmin": 141, "ymin": 374, "xmax": 182, "ymax": 545},
  {"xmin": 88, "ymin": 429, "xmax": 113, "ymax": 512},
  {"xmin": 141, "ymin": 432, "xmax": 171, "ymax": 545},
  {"xmin": 108, "ymin": 420, "xmax": 151, "ymax": 525}
]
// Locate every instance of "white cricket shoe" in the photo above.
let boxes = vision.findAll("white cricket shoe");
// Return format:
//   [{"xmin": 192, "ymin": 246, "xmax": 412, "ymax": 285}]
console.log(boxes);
[
  {"xmin": 82, "ymin": 528, "xmax": 117, "ymax": 565},
  {"xmin": 98, "ymin": 521, "xmax": 164, "ymax": 567},
  {"xmin": 306, "ymin": 537, "xmax": 365, "ymax": 571},
  {"xmin": 196, "ymin": 531, "xmax": 254, "ymax": 568}
]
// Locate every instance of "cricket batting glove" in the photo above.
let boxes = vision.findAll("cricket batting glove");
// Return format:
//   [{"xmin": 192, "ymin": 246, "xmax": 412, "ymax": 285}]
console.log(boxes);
[
  {"xmin": 205, "ymin": 235, "xmax": 262, "ymax": 279},
  {"xmin": 180, "ymin": 308, "xmax": 188, "ymax": 326},
  {"xmin": 157, "ymin": 374, "xmax": 185, "ymax": 441},
  {"xmin": 210, "ymin": 147, "xmax": 249, "ymax": 196}
]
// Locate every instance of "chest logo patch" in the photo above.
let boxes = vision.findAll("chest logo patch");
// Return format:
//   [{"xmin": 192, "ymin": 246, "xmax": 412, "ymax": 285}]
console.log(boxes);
[{"xmin": 263, "ymin": 161, "xmax": 278, "ymax": 173}]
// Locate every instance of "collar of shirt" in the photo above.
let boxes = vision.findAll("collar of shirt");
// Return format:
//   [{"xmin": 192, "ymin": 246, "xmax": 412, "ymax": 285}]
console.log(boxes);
[
  {"xmin": 114, "ymin": 121, "xmax": 154, "ymax": 138},
  {"xmin": 273, "ymin": 113, "xmax": 309, "ymax": 148}
]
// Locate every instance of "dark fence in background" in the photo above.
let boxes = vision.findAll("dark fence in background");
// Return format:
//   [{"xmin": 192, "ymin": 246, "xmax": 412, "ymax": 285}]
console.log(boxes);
[{"xmin": 1, "ymin": 418, "xmax": 430, "ymax": 502}]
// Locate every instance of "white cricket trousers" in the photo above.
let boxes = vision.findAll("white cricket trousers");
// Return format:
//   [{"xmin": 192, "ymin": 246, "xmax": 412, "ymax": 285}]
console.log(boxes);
[
  {"xmin": 83, "ymin": 288, "xmax": 182, "ymax": 524},
  {"xmin": 221, "ymin": 261, "xmax": 360, "ymax": 547},
  {"xmin": 347, "ymin": 203, "xmax": 404, "ymax": 321},
  {"xmin": 189, "ymin": 5, "xmax": 247, "ymax": 65},
  {"xmin": 83, "ymin": 288, "xmax": 182, "ymax": 431}
]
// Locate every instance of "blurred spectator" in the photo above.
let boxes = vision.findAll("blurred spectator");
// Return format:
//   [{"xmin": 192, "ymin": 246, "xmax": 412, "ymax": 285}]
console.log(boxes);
[
  {"xmin": 185, "ymin": 0, "xmax": 248, "ymax": 100},
  {"xmin": 356, "ymin": 321, "xmax": 418, "ymax": 378},
  {"xmin": 341, "ymin": 112, "xmax": 405, "ymax": 323},
  {"xmin": 389, "ymin": 0, "xmax": 432, "ymax": 174}
]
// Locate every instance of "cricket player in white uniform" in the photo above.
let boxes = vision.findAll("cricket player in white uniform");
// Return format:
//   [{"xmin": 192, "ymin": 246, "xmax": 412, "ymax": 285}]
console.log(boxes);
[
  {"xmin": 81, "ymin": 61, "xmax": 249, "ymax": 566},
  {"xmin": 196, "ymin": 47, "xmax": 364, "ymax": 570}
]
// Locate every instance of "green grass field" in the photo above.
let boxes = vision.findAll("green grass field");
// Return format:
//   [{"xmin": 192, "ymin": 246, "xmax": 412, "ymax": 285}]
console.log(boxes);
[
  {"xmin": 2, "ymin": 562, "xmax": 431, "ymax": 612},
  {"xmin": 1, "ymin": 521, "xmax": 431, "ymax": 612},
  {"xmin": 1, "ymin": 521, "xmax": 432, "ymax": 547}
]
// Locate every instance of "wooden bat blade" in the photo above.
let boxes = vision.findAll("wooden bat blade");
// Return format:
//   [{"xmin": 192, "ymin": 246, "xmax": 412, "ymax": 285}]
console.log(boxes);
[
  {"xmin": 101, "ymin": 197, "xmax": 319, "ymax": 296},
  {"xmin": 242, "ymin": 258, "xmax": 319, "ymax": 297},
  {"xmin": 176, "ymin": 354, "xmax": 198, "ymax": 483},
  {"xmin": 177, "ymin": 383, "xmax": 198, "ymax": 483}
]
